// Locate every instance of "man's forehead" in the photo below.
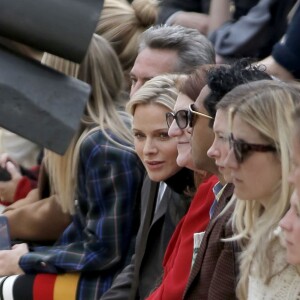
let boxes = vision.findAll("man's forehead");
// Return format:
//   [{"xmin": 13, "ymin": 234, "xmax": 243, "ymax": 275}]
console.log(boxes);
[
  {"xmin": 195, "ymin": 85, "xmax": 210, "ymax": 110},
  {"xmin": 132, "ymin": 48, "xmax": 178, "ymax": 73}
]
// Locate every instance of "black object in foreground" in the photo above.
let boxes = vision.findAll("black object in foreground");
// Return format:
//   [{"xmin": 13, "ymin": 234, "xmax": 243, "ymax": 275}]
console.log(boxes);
[{"xmin": 0, "ymin": 167, "xmax": 11, "ymax": 181}]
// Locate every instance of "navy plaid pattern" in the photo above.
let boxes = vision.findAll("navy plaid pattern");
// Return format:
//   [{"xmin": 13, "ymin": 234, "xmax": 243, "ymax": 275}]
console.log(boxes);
[{"xmin": 19, "ymin": 130, "xmax": 144, "ymax": 299}]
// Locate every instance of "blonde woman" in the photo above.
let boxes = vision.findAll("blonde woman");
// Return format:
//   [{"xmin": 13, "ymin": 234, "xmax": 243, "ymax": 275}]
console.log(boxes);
[
  {"xmin": 280, "ymin": 104, "xmax": 300, "ymax": 266},
  {"xmin": 102, "ymin": 74, "xmax": 195, "ymax": 299},
  {"xmin": 0, "ymin": 34, "xmax": 144, "ymax": 298},
  {"xmin": 221, "ymin": 80, "xmax": 300, "ymax": 299},
  {"xmin": 279, "ymin": 191, "xmax": 300, "ymax": 266}
]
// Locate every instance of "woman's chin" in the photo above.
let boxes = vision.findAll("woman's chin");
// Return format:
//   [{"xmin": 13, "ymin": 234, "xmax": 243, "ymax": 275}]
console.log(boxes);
[{"xmin": 176, "ymin": 156, "xmax": 189, "ymax": 168}]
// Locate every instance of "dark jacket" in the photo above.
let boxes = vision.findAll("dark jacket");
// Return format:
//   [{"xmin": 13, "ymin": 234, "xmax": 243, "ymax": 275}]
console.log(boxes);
[
  {"xmin": 209, "ymin": 0, "xmax": 296, "ymax": 60},
  {"xmin": 183, "ymin": 183, "xmax": 239, "ymax": 300},
  {"xmin": 156, "ymin": 0, "xmax": 210, "ymax": 24},
  {"xmin": 101, "ymin": 168, "xmax": 193, "ymax": 300},
  {"xmin": 272, "ymin": 3, "xmax": 300, "ymax": 78}
]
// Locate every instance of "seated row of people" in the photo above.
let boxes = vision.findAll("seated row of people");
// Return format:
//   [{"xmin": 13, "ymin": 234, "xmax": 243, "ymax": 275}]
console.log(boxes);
[{"xmin": 0, "ymin": 24, "xmax": 300, "ymax": 300}]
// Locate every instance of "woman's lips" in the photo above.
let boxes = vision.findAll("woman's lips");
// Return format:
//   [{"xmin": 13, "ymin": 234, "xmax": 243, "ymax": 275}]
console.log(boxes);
[
  {"xmin": 232, "ymin": 176, "xmax": 242, "ymax": 184},
  {"xmin": 177, "ymin": 141, "xmax": 189, "ymax": 145},
  {"xmin": 177, "ymin": 142, "xmax": 189, "ymax": 150},
  {"xmin": 217, "ymin": 165, "xmax": 224, "ymax": 171},
  {"xmin": 285, "ymin": 239, "xmax": 293, "ymax": 247},
  {"xmin": 145, "ymin": 160, "xmax": 164, "ymax": 170}
]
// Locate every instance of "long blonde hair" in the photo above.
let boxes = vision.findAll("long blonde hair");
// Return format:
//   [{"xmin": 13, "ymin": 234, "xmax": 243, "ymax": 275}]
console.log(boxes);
[
  {"xmin": 43, "ymin": 34, "xmax": 134, "ymax": 214},
  {"xmin": 222, "ymin": 80, "xmax": 300, "ymax": 299}
]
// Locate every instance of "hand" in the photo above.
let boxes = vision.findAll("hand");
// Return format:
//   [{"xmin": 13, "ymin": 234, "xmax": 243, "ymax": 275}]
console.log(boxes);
[
  {"xmin": 0, "ymin": 243, "xmax": 28, "ymax": 275},
  {"xmin": 0, "ymin": 162, "xmax": 22, "ymax": 203},
  {"xmin": 258, "ymin": 55, "xmax": 295, "ymax": 81},
  {"xmin": 0, "ymin": 153, "xmax": 20, "ymax": 171},
  {"xmin": 168, "ymin": 12, "xmax": 209, "ymax": 35},
  {"xmin": 216, "ymin": 54, "xmax": 226, "ymax": 64}
]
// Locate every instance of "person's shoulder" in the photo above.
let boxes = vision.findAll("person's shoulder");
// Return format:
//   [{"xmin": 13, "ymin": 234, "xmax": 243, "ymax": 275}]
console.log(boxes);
[
  {"xmin": 82, "ymin": 129, "xmax": 108, "ymax": 144},
  {"xmin": 80, "ymin": 129, "xmax": 136, "ymax": 159},
  {"xmin": 81, "ymin": 129, "xmax": 127, "ymax": 149}
]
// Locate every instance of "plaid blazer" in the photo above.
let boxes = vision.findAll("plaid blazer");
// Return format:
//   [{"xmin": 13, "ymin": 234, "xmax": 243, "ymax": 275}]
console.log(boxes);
[{"xmin": 19, "ymin": 129, "xmax": 145, "ymax": 299}]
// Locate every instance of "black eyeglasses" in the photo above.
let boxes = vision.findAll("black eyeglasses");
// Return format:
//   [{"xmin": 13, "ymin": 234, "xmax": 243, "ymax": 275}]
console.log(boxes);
[
  {"xmin": 166, "ymin": 109, "xmax": 189, "ymax": 129},
  {"xmin": 229, "ymin": 133, "xmax": 277, "ymax": 163},
  {"xmin": 166, "ymin": 104, "xmax": 213, "ymax": 129}
]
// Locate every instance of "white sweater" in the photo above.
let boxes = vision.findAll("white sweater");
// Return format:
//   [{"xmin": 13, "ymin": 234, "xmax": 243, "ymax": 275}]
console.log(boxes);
[{"xmin": 248, "ymin": 242, "xmax": 300, "ymax": 300}]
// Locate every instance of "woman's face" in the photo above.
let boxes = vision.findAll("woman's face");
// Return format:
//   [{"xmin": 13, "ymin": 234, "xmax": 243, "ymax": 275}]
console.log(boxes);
[
  {"xmin": 133, "ymin": 103, "xmax": 181, "ymax": 182},
  {"xmin": 168, "ymin": 93, "xmax": 194, "ymax": 170},
  {"xmin": 207, "ymin": 109, "xmax": 232, "ymax": 184},
  {"xmin": 289, "ymin": 129, "xmax": 300, "ymax": 198},
  {"xmin": 279, "ymin": 191, "xmax": 300, "ymax": 265},
  {"xmin": 224, "ymin": 115, "xmax": 281, "ymax": 206}
]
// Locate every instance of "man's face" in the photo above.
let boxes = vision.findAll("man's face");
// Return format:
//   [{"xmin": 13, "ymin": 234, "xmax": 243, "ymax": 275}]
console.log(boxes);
[
  {"xmin": 191, "ymin": 86, "xmax": 218, "ymax": 175},
  {"xmin": 130, "ymin": 47, "xmax": 178, "ymax": 97},
  {"xmin": 207, "ymin": 109, "xmax": 232, "ymax": 184}
]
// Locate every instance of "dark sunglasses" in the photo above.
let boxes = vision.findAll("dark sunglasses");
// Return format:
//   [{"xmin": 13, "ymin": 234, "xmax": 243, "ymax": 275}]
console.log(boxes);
[
  {"xmin": 166, "ymin": 109, "xmax": 189, "ymax": 129},
  {"xmin": 229, "ymin": 133, "xmax": 277, "ymax": 163},
  {"xmin": 166, "ymin": 104, "xmax": 213, "ymax": 129}
]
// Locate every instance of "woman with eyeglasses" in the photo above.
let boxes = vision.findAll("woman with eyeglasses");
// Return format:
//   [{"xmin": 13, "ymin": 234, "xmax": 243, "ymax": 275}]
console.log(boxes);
[
  {"xmin": 146, "ymin": 66, "xmax": 218, "ymax": 300},
  {"xmin": 166, "ymin": 66, "xmax": 214, "ymax": 176},
  {"xmin": 221, "ymin": 80, "xmax": 300, "ymax": 299}
]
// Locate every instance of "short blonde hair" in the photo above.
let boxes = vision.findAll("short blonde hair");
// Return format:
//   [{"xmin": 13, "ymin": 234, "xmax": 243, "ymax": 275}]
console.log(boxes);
[{"xmin": 127, "ymin": 73, "xmax": 187, "ymax": 115}]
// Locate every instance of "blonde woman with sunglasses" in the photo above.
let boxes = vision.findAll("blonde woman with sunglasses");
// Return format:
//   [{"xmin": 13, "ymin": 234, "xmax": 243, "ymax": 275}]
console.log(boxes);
[{"xmin": 221, "ymin": 80, "xmax": 300, "ymax": 299}]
